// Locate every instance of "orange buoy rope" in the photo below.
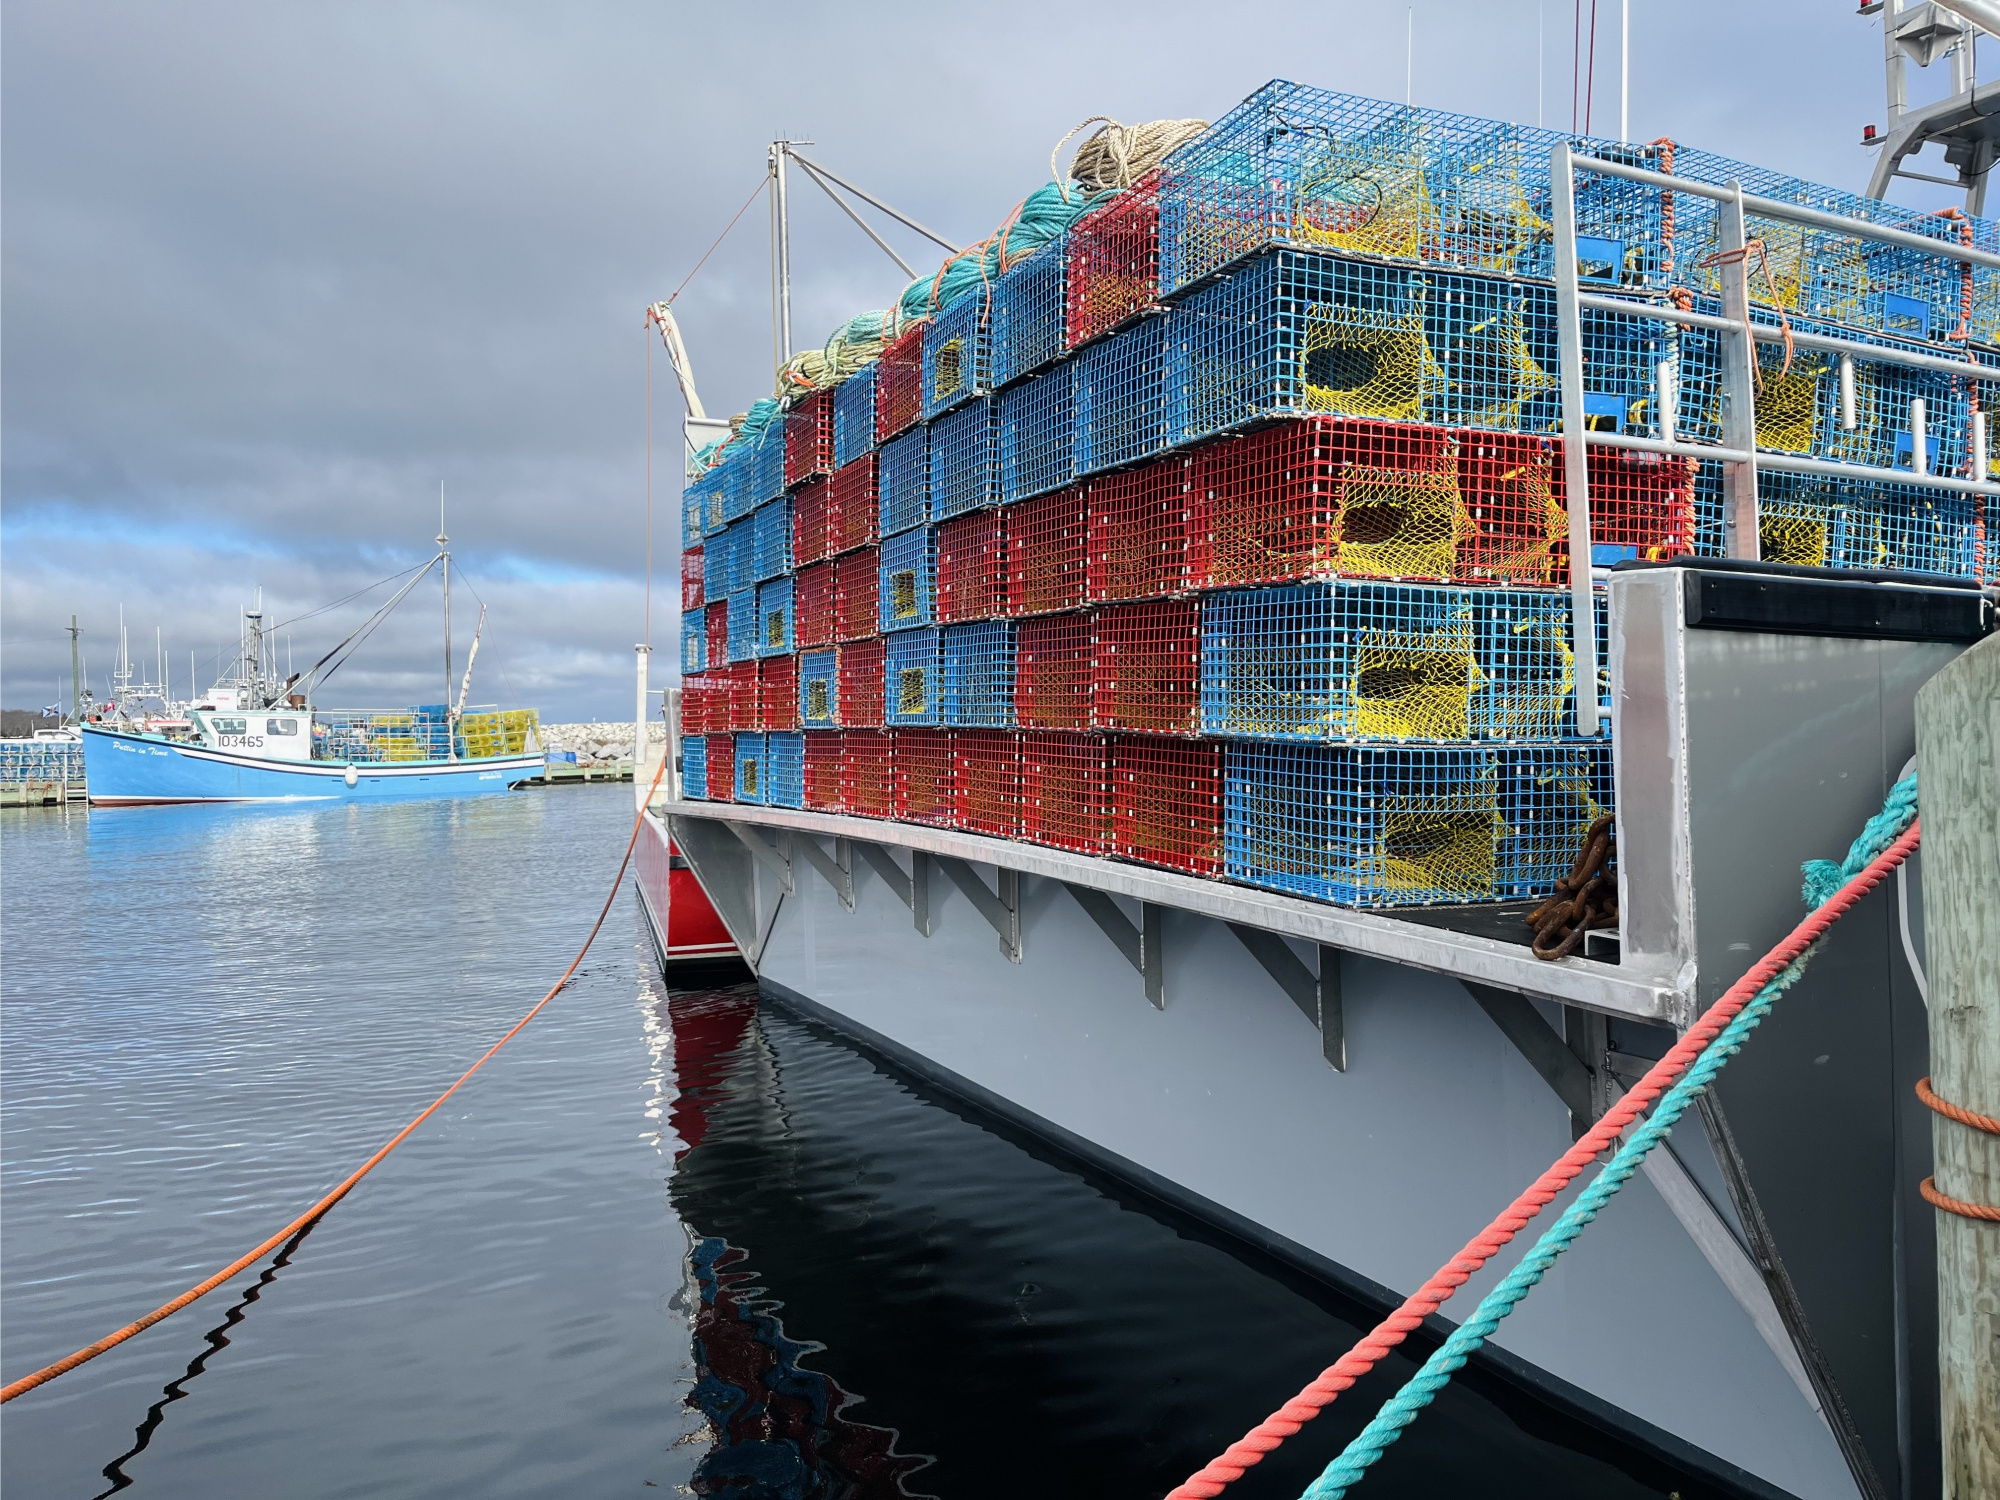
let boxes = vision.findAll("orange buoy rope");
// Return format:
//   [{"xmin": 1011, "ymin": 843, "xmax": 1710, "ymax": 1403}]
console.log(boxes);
[{"xmin": 1, "ymin": 759, "xmax": 670, "ymax": 1405}]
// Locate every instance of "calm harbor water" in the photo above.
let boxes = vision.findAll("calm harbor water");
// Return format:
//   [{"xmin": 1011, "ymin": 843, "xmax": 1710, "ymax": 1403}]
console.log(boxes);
[{"xmin": 5, "ymin": 788, "xmax": 1718, "ymax": 1498}]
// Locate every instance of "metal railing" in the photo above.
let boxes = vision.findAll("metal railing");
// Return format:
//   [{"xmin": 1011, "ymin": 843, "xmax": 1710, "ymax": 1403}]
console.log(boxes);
[{"xmin": 1551, "ymin": 144, "xmax": 2000, "ymax": 735}]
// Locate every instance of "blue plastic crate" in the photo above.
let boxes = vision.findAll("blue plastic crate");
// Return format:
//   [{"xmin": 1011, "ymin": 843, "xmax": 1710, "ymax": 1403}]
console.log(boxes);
[
  {"xmin": 1074, "ymin": 318, "xmax": 1169, "ymax": 476},
  {"xmin": 834, "ymin": 366, "xmax": 879, "ymax": 468},
  {"xmin": 1224, "ymin": 741, "xmax": 1501, "ymax": 906},
  {"xmin": 755, "ymin": 577, "xmax": 795, "ymax": 657},
  {"xmin": 999, "ymin": 364, "xmax": 1076, "ymax": 502},
  {"xmin": 1156, "ymin": 84, "xmax": 1670, "ymax": 294},
  {"xmin": 767, "ymin": 730, "xmax": 805, "ymax": 808},
  {"xmin": 799, "ymin": 648, "xmax": 840, "ymax": 728},
  {"xmin": 929, "ymin": 397, "xmax": 1001, "ymax": 521},
  {"xmin": 681, "ymin": 607, "xmax": 707, "ymax": 674},
  {"xmin": 680, "ymin": 735, "xmax": 707, "ymax": 800},
  {"xmin": 941, "ymin": 620, "xmax": 1016, "ymax": 727},
  {"xmin": 1200, "ymin": 582, "xmax": 1583, "ymax": 743},
  {"xmin": 923, "ymin": 290, "xmax": 994, "ymax": 419},
  {"xmin": 879, "ymin": 525, "xmax": 938, "ymax": 632},
  {"xmin": 992, "ymin": 234, "xmax": 1069, "ymax": 387},
  {"xmin": 725, "ymin": 587, "xmax": 758, "ymax": 664},
  {"xmin": 750, "ymin": 498, "xmax": 793, "ymax": 583},
  {"xmin": 1497, "ymin": 741, "xmax": 1614, "ymax": 899},
  {"xmin": 879, "ymin": 426, "xmax": 931, "ymax": 537},
  {"xmin": 733, "ymin": 731, "xmax": 769, "ymax": 804},
  {"xmin": 885, "ymin": 627, "xmax": 945, "ymax": 725}
]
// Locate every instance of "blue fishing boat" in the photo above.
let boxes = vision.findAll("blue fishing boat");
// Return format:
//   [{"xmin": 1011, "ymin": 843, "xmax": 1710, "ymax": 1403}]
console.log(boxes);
[{"xmin": 84, "ymin": 532, "xmax": 545, "ymax": 805}]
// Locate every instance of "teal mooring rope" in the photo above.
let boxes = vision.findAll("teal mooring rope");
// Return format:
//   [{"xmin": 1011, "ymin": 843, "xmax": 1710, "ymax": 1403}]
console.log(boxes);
[{"xmin": 1298, "ymin": 772, "xmax": 1920, "ymax": 1500}]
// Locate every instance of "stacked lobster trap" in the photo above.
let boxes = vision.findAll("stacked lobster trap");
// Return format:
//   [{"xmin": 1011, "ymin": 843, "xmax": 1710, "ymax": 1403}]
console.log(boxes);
[{"xmin": 676, "ymin": 82, "xmax": 2000, "ymax": 911}]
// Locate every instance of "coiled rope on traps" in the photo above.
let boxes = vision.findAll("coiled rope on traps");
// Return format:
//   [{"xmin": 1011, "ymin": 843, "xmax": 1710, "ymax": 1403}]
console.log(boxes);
[
  {"xmin": 1166, "ymin": 772, "xmax": 1921, "ymax": 1500},
  {"xmin": 1050, "ymin": 115, "xmax": 1211, "ymax": 198}
]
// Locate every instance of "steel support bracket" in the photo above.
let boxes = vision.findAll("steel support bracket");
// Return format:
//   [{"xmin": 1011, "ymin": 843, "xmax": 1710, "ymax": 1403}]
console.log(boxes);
[
  {"xmin": 855, "ymin": 842, "xmax": 933, "ymax": 936},
  {"xmin": 934, "ymin": 856, "xmax": 1020, "ymax": 962},
  {"xmin": 1229, "ymin": 925, "xmax": 1346, "ymax": 1070},
  {"xmin": 1062, "ymin": 884, "xmax": 1165, "ymax": 1009},
  {"xmin": 1463, "ymin": 982, "xmax": 1601, "ymax": 1136},
  {"xmin": 725, "ymin": 821, "xmax": 793, "ymax": 893},
  {"xmin": 792, "ymin": 834, "xmax": 854, "ymax": 910}
]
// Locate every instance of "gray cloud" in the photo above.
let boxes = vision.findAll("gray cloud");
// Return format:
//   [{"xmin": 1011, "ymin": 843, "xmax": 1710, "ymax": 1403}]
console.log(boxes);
[{"xmin": 2, "ymin": 0, "xmax": 1965, "ymax": 720}]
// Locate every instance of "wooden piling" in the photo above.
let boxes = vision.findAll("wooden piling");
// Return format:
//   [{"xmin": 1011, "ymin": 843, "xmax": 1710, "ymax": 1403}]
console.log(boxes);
[{"xmin": 1913, "ymin": 631, "xmax": 2000, "ymax": 1498}]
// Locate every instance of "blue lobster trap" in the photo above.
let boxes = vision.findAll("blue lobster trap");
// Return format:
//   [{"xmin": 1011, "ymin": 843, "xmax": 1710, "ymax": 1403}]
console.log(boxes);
[
  {"xmin": 992, "ymin": 234, "xmax": 1069, "ymax": 387},
  {"xmin": 999, "ymin": 364, "xmax": 1076, "ymax": 502},
  {"xmin": 923, "ymin": 289, "xmax": 994, "ymax": 419},
  {"xmin": 733, "ymin": 731, "xmax": 769, "ymax": 804},
  {"xmin": 879, "ymin": 425, "xmax": 931, "ymax": 537},
  {"xmin": 725, "ymin": 587, "xmax": 759, "ymax": 664},
  {"xmin": 885, "ymin": 627, "xmax": 945, "ymax": 726},
  {"xmin": 879, "ymin": 525, "xmax": 939, "ymax": 632},
  {"xmin": 753, "ymin": 424, "xmax": 787, "ymax": 507},
  {"xmin": 930, "ymin": 397, "xmax": 1001, "ymax": 520},
  {"xmin": 1074, "ymin": 318, "xmax": 1169, "ymax": 476},
  {"xmin": 834, "ymin": 365, "xmax": 879, "ymax": 468},
  {"xmin": 685, "ymin": 467, "xmax": 724, "ymax": 540},
  {"xmin": 1200, "ymin": 581, "xmax": 1583, "ymax": 743},
  {"xmin": 1497, "ymin": 740, "xmax": 1614, "ymax": 899},
  {"xmin": 681, "ymin": 607, "xmax": 707, "ymax": 674},
  {"xmin": 1224, "ymin": 741, "xmax": 1503, "ymax": 907},
  {"xmin": 680, "ymin": 735, "xmax": 708, "ymax": 800},
  {"xmin": 702, "ymin": 519, "xmax": 748, "ymax": 600},
  {"xmin": 766, "ymin": 730, "xmax": 805, "ymax": 808},
  {"xmin": 750, "ymin": 498, "xmax": 794, "ymax": 583},
  {"xmin": 1732, "ymin": 468, "xmax": 1986, "ymax": 580},
  {"xmin": 1155, "ymin": 84, "xmax": 1671, "ymax": 294},
  {"xmin": 799, "ymin": 648, "xmax": 840, "ymax": 728},
  {"xmin": 941, "ymin": 620, "xmax": 1016, "ymax": 728},
  {"xmin": 1676, "ymin": 301, "xmax": 1967, "ymax": 475},
  {"xmin": 755, "ymin": 577, "xmax": 795, "ymax": 657}
]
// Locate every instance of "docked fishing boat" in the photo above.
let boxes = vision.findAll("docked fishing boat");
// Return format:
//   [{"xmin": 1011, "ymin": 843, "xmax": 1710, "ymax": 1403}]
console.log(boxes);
[
  {"xmin": 84, "ymin": 540, "xmax": 544, "ymax": 805},
  {"xmin": 636, "ymin": 23, "xmax": 2000, "ymax": 1500}
]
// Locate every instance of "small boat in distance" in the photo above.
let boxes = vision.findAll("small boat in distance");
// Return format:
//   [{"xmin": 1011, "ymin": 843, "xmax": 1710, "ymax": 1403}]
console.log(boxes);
[{"xmin": 84, "ymin": 529, "xmax": 544, "ymax": 806}]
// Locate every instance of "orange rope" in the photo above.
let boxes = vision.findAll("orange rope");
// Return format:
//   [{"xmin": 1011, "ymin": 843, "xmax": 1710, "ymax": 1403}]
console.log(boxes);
[
  {"xmin": 1918, "ymin": 1075, "xmax": 2000, "ymax": 1137},
  {"xmin": 1916, "ymin": 1075, "xmax": 2000, "ymax": 1221},
  {"xmin": 0, "ymin": 757, "xmax": 672, "ymax": 1405}
]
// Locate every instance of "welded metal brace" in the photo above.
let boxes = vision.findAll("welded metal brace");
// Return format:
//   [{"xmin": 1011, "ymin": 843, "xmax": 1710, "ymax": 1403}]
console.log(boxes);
[
  {"xmin": 933, "ymin": 856, "xmax": 1021, "ymax": 963},
  {"xmin": 725, "ymin": 821, "xmax": 793, "ymax": 893},
  {"xmin": 791, "ymin": 834, "xmax": 854, "ymax": 911},
  {"xmin": 1062, "ymin": 884, "xmax": 1166, "ymax": 1010},
  {"xmin": 1228, "ymin": 925, "xmax": 1346, "ymax": 1071}
]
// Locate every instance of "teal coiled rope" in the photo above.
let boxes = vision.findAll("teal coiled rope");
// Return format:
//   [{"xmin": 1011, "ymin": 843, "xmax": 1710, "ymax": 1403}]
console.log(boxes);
[{"xmin": 1297, "ymin": 772, "xmax": 1921, "ymax": 1500}]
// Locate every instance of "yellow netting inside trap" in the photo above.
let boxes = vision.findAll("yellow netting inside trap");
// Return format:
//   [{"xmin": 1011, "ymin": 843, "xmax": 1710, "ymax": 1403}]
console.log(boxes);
[
  {"xmin": 1352, "ymin": 623, "xmax": 1478, "ymax": 741},
  {"xmin": 1300, "ymin": 305, "xmax": 1432, "ymax": 422},
  {"xmin": 1460, "ymin": 454, "xmax": 1566, "ymax": 584},
  {"xmin": 1436, "ymin": 297, "xmax": 1556, "ymax": 431},
  {"xmin": 1760, "ymin": 507, "xmax": 1831, "ymax": 567},
  {"xmin": 1753, "ymin": 355, "xmax": 1827, "ymax": 454},
  {"xmin": 1377, "ymin": 798, "xmax": 1498, "ymax": 900},
  {"xmin": 1293, "ymin": 147, "xmax": 1436, "ymax": 263},
  {"xmin": 1331, "ymin": 465, "xmax": 1474, "ymax": 580}
]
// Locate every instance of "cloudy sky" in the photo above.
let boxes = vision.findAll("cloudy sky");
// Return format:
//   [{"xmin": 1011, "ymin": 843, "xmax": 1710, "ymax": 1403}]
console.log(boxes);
[{"xmin": 2, "ymin": 0, "xmax": 1977, "ymax": 722}]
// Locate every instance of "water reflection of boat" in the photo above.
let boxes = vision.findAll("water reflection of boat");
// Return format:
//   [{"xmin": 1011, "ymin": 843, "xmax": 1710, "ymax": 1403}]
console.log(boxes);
[{"xmin": 668, "ymin": 989, "xmax": 929, "ymax": 1500}]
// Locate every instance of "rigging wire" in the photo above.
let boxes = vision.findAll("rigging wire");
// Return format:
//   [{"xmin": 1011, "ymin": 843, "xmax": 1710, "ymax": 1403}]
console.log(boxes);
[
  {"xmin": 662, "ymin": 174, "xmax": 769, "ymax": 310},
  {"xmin": 303, "ymin": 557, "xmax": 441, "ymax": 696},
  {"xmin": 268, "ymin": 561, "xmax": 433, "ymax": 634}
]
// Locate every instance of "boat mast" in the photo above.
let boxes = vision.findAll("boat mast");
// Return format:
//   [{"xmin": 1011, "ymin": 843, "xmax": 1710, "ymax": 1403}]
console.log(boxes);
[{"xmin": 439, "ymin": 483, "xmax": 453, "ymax": 757}]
